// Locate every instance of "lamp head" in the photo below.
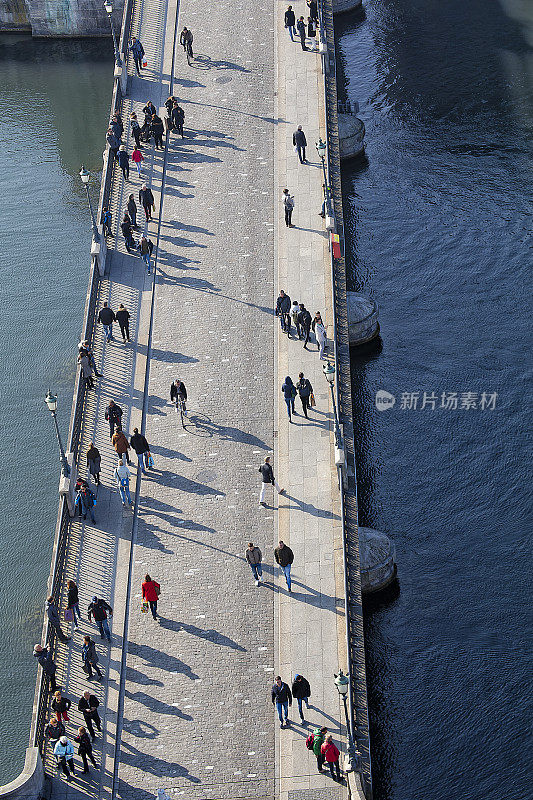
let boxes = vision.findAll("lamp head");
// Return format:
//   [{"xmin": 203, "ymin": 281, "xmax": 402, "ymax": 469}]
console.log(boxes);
[
  {"xmin": 45, "ymin": 390, "xmax": 58, "ymax": 413},
  {"xmin": 79, "ymin": 166, "xmax": 90, "ymax": 185},
  {"xmin": 334, "ymin": 670, "xmax": 349, "ymax": 695},
  {"xmin": 323, "ymin": 361, "xmax": 335, "ymax": 384},
  {"xmin": 316, "ymin": 137, "xmax": 327, "ymax": 159},
  {"xmin": 104, "ymin": 1, "xmax": 113, "ymax": 13}
]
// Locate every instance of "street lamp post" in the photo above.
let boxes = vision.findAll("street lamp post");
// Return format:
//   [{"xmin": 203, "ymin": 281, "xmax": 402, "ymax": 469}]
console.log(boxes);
[
  {"xmin": 104, "ymin": 2, "xmax": 122, "ymax": 67},
  {"xmin": 45, "ymin": 391, "xmax": 70, "ymax": 478},
  {"xmin": 316, "ymin": 137, "xmax": 333, "ymax": 222},
  {"xmin": 334, "ymin": 670, "xmax": 359, "ymax": 774},
  {"xmin": 79, "ymin": 166, "xmax": 100, "ymax": 243},
  {"xmin": 323, "ymin": 360, "xmax": 342, "ymax": 451}
]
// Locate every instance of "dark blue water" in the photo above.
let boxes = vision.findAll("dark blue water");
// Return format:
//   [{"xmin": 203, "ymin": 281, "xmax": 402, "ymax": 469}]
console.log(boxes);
[
  {"xmin": 0, "ymin": 34, "xmax": 113, "ymax": 782},
  {"xmin": 336, "ymin": 2, "xmax": 532, "ymax": 798}
]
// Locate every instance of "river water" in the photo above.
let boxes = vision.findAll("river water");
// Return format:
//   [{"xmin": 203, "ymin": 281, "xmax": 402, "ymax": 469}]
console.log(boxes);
[
  {"xmin": 0, "ymin": 35, "xmax": 113, "ymax": 782},
  {"xmin": 336, "ymin": 2, "xmax": 531, "ymax": 799}
]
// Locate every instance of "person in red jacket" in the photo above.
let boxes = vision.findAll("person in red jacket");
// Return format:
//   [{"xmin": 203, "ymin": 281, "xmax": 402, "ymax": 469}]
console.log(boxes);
[
  {"xmin": 142, "ymin": 574, "xmax": 160, "ymax": 620},
  {"xmin": 321, "ymin": 734, "xmax": 341, "ymax": 782}
]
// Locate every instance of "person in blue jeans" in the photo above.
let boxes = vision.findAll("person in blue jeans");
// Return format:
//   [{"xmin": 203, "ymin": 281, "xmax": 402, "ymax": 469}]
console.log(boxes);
[
  {"xmin": 271, "ymin": 676, "xmax": 292, "ymax": 728},
  {"xmin": 88, "ymin": 597, "xmax": 113, "ymax": 641},
  {"xmin": 246, "ymin": 543, "xmax": 263, "ymax": 586},
  {"xmin": 284, "ymin": 6, "xmax": 296, "ymax": 40},
  {"xmin": 274, "ymin": 540, "xmax": 294, "ymax": 592},
  {"xmin": 98, "ymin": 302, "xmax": 115, "ymax": 342},
  {"xmin": 281, "ymin": 376, "xmax": 297, "ymax": 422},
  {"xmin": 114, "ymin": 459, "xmax": 133, "ymax": 505},
  {"xmin": 130, "ymin": 428, "xmax": 150, "ymax": 475},
  {"xmin": 291, "ymin": 674, "xmax": 311, "ymax": 722}
]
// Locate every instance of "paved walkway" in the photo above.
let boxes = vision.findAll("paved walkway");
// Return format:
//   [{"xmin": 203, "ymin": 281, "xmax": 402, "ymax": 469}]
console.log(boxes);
[{"xmin": 46, "ymin": 1, "xmax": 349, "ymax": 799}]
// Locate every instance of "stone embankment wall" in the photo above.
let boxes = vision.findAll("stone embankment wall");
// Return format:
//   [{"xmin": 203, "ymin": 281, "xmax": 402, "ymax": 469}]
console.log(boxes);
[{"xmin": 0, "ymin": 0, "xmax": 123, "ymax": 35}]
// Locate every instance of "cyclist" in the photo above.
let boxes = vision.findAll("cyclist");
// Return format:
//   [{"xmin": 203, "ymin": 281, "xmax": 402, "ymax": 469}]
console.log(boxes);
[{"xmin": 170, "ymin": 379, "xmax": 188, "ymax": 415}]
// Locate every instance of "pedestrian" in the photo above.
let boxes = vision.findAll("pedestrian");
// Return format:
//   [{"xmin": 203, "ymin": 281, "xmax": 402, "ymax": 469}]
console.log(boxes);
[
  {"xmin": 171, "ymin": 101, "xmax": 185, "ymax": 137},
  {"xmin": 131, "ymin": 145, "xmax": 143, "ymax": 177},
  {"xmin": 126, "ymin": 194, "xmax": 138, "ymax": 229},
  {"xmin": 76, "ymin": 479, "xmax": 96, "ymax": 523},
  {"xmin": 312, "ymin": 312, "xmax": 328, "ymax": 358},
  {"xmin": 130, "ymin": 428, "xmax": 150, "ymax": 474},
  {"xmin": 271, "ymin": 675, "xmax": 292, "ymax": 728},
  {"xmin": 284, "ymin": 6, "xmax": 296, "ymax": 41},
  {"xmin": 130, "ymin": 112, "xmax": 142, "ymax": 149},
  {"xmin": 115, "ymin": 304, "xmax": 131, "ymax": 342},
  {"xmin": 281, "ymin": 375, "xmax": 297, "ymax": 421},
  {"xmin": 106, "ymin": 128, "xmax": 120, "ymax": 159},
  {"xmin": 74, "ymin": 726, "xmax": 97, "ymax": 773},
  {"xmin": 275, "ymin": 289, "xmax": 292, "ymax": 334},
  {"xmin": 88, "ymin": 596, "xmax": 113, "ymax": 641},
  {"xmin": 137, "ymin": 234, "xmax": 154, "ymax": 273},
  {"xmin": 54, "ymin": 735, "xmax": 75, "ymax": 779},
  {"xmin": 258, "ymin": 456, "xmax": 284, "ymax": 505},
  {"xmin": 33, "ymin": 644, "xmax": 58, "ymax": 693},
  {"xmin": 274, "ymin": 540, "xmax": 294, "ymax": 592},
  {"xmin": 297, "ymin": 17, "xmax": 307, "ymax": 50},
  {"xmin": 86, "ymin": 443, "xmax": 101, "ymax": 485},
  {"xmin": 101, "ymin": 206, "xmax": 113, "ymax": 237},
  {"xmin": 151, "ymin": 114, "xmax": 164, "ymax": 150},
  {"xmin": 180, "ymin": 27, "xmax": 193, "ymax": 61},
  {"xmin": 81, "ymin": 635, "xmax": 103, "ymax": 680},
  {"xmin": 51, "ymin": 690, "xmax": 71, "ymax": 723},
  {"xmin": 78, "ymin": 691, "xmax": 101, "ymax": 741},
  {"xmin": 307, "ymin": 16, "xmax": 317, "ymax": 47},
  {"xmin": 112, "ymin": 426, "xmax": 131, "ymax": 464},
  {"xmin": 291, "ymin": 674, "xmax": 311, "ymax": 722},
  {"xmin": 79, "ymin": 341, "xmax": 101, "ymax": 377},
  {"xmin": 117, "ymin": 145, "xmax": 129, "ymax": 181},
  {"xmin": 321, "ymin": 734, "xmax": 342, "ymax": 781},
  {"xmin": 246, "ymin": 542, "xmax": 263, "ymax": 585},
  {"xmin": 141, "ymin": 573, "xmax": 161, "ymax": 620},
  {"xmin": 142, "ymin": 101, "xmax": 157, "ymax": 137},
  {"xmin": 291, "ymin": 301, "xmax": 302, "ymax": 338},
  {"xmin": 311, "ymin": 726, "xmax": 328, "ymax": 772},
  {"xmin": 282, "ymin": 188, "xmax": 295, "ymax": 227},
  {"xmin": 105, "ymin": 399, "xmax": 122, "ymax": 439},
  {"xmin": 121, "ymin": 213, "xmax": 135, "ymax": 252},
  {"xmin": 307, "ymin": 0, "xmax": 318, "ymax": 24},
  {"xmin": 129, "ymin": 36, "xmax": 145, "ymax": 76},
  {"xmin": 296, "ymin": 372, "xmax": 313, "ymax": 418},
  {"xmin": 46, "ymin": 716, "xmax": 65, "ymax": 747},
  {"xmin": 165, "ymin": 95, "xmax": 177, "ymax": 115},
  {"xmin": 109, "ymin": 112, "xmax": 123, "ymax": 139},
  {"xmin": 293, "ymin": 125, "xmax": 307, "ymax": 162},
  {"xmin": 98, "ymin": 302, "xmax": 115, "ymax": 342},
  {"xmin": 139, "ymin": 183, "xmax": 155, "ymax": 220},
  {"xmin": 298, "ymin": 303, "xmax": 312, "ymax": 348},
  {"xmin": 114, "ymin": 459, "xmax": 133, "ymax": 506},
  {"xmin": 67, "ymin": 580, "xmax": 81, "ymax": 628},
  {"xmin": 78, "ymin": 351, "xmax": 94, "ymax": 389},
  {"xmin": 170, "ymin": 379, "xmax": 188, "ymax": 414},
  {"xmin": 46, "ymin": 597, "xmax": 70, "ymax": 643}
]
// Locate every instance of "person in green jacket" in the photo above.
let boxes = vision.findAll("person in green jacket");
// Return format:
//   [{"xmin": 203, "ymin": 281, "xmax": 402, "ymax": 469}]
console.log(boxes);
[{"xmin": 313, "ymin": 726, "xmax": 328, "ymax": 771}]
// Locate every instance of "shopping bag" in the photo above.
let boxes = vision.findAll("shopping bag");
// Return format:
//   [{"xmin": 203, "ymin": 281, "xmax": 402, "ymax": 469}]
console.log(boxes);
[
  {"xmin": 147, "ymin": 452, "xmax": 154, "ymax": 468},
  {"xmin": 141, "ymin": 601, "xmax": 149, "ymax": 614},
  {"xmin": 142, "ymin": 59, "xmax": 148, "ymax": 68},
  {"xmin": 310, "ymin": 393, "xmax": 316, "ymax": 407},
  {"xmin": 64, "ymin": 608, "xmax": 74, "ymax": 622}
]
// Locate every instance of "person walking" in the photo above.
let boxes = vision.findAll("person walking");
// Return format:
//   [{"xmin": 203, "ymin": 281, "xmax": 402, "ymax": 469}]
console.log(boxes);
[
  {"xmin": 116, "ymin": 304, "xmax": 131, "ymax": 342},
  {"xmin": 131, "ymin": 146, "xmax": 143, "ymax": 177},
  {"xmin": 291, "ymin": 674, "xmax": 311, "ymax": 722},
  {"xmin": 312, "ymin": 312, "xmax": 328, "ymax": 358},
  {"xmin": 150, "ymin": 114, "xmax": 164, "ymax": 150},
  {"xmin": 130, "ymin": 428, "xmax": 150, "ymax": 474},
  {"xmin": 126, "ymin": 194, "xmax": 138, "ymax": 229},
  {"xmin": 141, "ymin": 574, "xmax": 160, "ymax": 620},
  {"xmin": 51, "ymin": 690, "xmax": 71, "ymax": 723},
  {"xmin": 46, "ymin": 717, "xmax": 65, "ymax": 748},
  {"xmin": 67, "ymin": 580, "xmax": 81, "ymax": 628},
  {"xmin": 105, "ymin": 400, "xmax": 123, "ymax": 439},
  {"xmin": 33, "ymin": 644, "xmax": 58, "ymax": 692},
  {"xmin": 112, "ymin": 426, "xmax": 131, "ymax": 464},
  {"xmin": 296, "ymin": 372, "xmax": 313, "ymax": 418},
  {"xmin": 180, "ymin": 27, "xmax": 194, "ymax": 61},
  {"xmin": 78, "ymin": 350, "xmax": 94, "ymax": 390},
  {"xmin": 121, "ymin": 213, "xmax": 135, "ymax": 252},
  {"xmin": 98, "ymin": 302, "xmax": 115, "ymax": 342},
  {"xmin": 246, "ymin": 542, "xmax": 263, "ymax": 585},
  {"xmin": 282, "ymin": 188, "xmax": 295, "ymax": 227},
  {"xmin": 81, "ymin": 635, "xmax": 102, "ymax": 680},
  {"xmin": 170, "ymin": 379, "xmax": 188, "ymax": 414},
  {"xmin": 271, "ymin": 675, "xmax": 292, "ymax": 728},
  {"xmin": 79, "ymin": 341, "xmax": 101, "ymax": 377},
  {"xmin": 110, "ymin": 112, "xmax": 123, "ymax": 139},
  {"xmin": 46, "ymin": 597, "xmax": 70, "ymax": 643},
  {"xmin": 282, "ymin": 376, "xmax": 297, "ymax": 421},
  {"xmin": 54, "ymin": 735, "xmax": 75, "ymax": 779},
  {"xmin": 129, "ymin": 36, "xmax": 145, "ymax": 76},
  {"xmin": 78, "ymin": 691, "xmax": 101, "ymax": 741},
  {"xmin": 291, "ymin": 301, "xmax": 302, "ymax": 338},
  {"xmin": 130, "ymin": 111, "xmax": 142, "ymax": 149},
  {"xmin": 106, "ymin": 128, "xmax": 120, "ymax": 160},
  {"xmin": 138, "ymin": 234, "xmax": 154, "ymax": 273},
  {"xmin": 274, "ymin": 540, "xmax": 294, "ymax": 592},
  {"xmin": 114, "ymin": 459, "xmax": 133, "ymax": 506},
  {"xmin": 298, "ymin": 303, "xmax": 312, "ymax": 348},
  {"xmin": 258, "ymin": 456, "xmax": 284, "ymax": 505},
  {"xmin": 284, "ymin": 6, "xmax": 296, "ymax": 41},
  {"xmin": 88, "ymin": 597, "xmax": 113, "ymax": 641},
  {"xmin": 142, "ymin": 101, "xmax": 157, "ymax": 139},
  {"xmin": 311, "ymin": 726, "xmax": 328, "ymax": 772},
  {"xmin": 139, "ymin": 183, "xmax": 155, "ymax": 220},
  {"xmin": 86, "ymin": 443, "xmax": 101, "ymax": 485},
  {"xmin": 171, "ymin": 101, "xmax": 185, "ymax": 137},
  {"xmin": 275, "ymin": 289, "xmax": 291, "ymax": 334},
  {"xmin": 101, "ymin": 206, "xmax": 113, "ymax": 237},
  {"xmin": 293, "ymin": 125, "xmax": 307, "ymax": 162},
  {"xmin": 117, "ymin": 145, "xmax": 130, "ymax": 181},
  {"xmin": 76, "ymin": 480, "xmax": 96, "ymax": 524},
  {"xmin": 75, "ymin": 727, "xmax": 97, "ymax": 773},
  {"xmin": 297, "ymin": 17, "xmax": 307, "ymax": 50},
  {"xmin": 321, "ymin": 735, "xmax": 342, "ymax": 781}
]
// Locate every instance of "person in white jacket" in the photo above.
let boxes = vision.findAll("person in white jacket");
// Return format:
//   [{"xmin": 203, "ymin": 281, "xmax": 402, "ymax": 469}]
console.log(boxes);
[
  {"xmin": 312, "ymin": 312, "xmax": 328, "ymax": 359},
  {"xmin": 115, "ymin": 459, "xmax": 133, "ymax": 506},
  {"xmin": 54, "ymin": 735, "xmax": 76, "ymax": 778}
]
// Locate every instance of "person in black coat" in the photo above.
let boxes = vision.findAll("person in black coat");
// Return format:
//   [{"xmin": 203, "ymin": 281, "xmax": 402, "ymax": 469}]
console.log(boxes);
[
  {"xmin": 34, "ymin": 645, "xmax": 58, "ymax": 692},
  {"xmin": 298, "ymin": 303, "xmax": 312, "ymax": 348},
  {"xmin": 117, "ymin": 146, "xmax": 130, "ymax": 181},
  {"xmin": 129, "ymin": 37, "xmax": 145, "ymax": 76},
  {"xmin": 106, "ymin": 128, "xmax": 120, "ymax": 159},
  {"xmin": 127, "ymin": 194, "xmax": 138, "ymax": 229},
  {"xmin": 120, "ymin": 214, "xmax": 135, "ymax": 252},
  {"xmin": 284, "ymin": 6, "xmax": 296, "ymax": 41},
  {"xmin": 293, "ymin": 125, "xmax": 307, "ymax": 163},
  {"xmin": 297, "ymin": 17, "xmax": 307, "ymax": 50},
  {"xmin": 46, "ymin": 716, "xmax": 65, "ymax": 747},
  {"xmin": 307, "ymin": 0, "xmax": 318, "ymax": 24},
  {"xmin": 75, "ymin": 727, "xmax": 97, "ymax": 773},
  {"xmin": 296, "ymin": 372, "xmax": 313, "ymax": 418},
  {"xmin": 104, "ymin": 400, "xmax": 122, "ymax": 439},
  {"xmin": 130, "ymin": 427, "xmax": 150, "ymax": 474},
  {"xmin": 78, "ymin": 691, "xmax": 101, "ymax": 740},
  {"xmin": 291, "ymin": 674, "xmax": 311, "ymax": 722},
  {"xmin": 98, "ymin": 301, "xmax": 115, "ymax": 342},
  {"xmin": 150, "ymin": 114, "xmax": 164, "ymax": 150},
  {"xmin": 115, "ymin": 304, "xmax": 131, "ymax": 342},
  {"xmin": 139, "ymin": 184, "xmax": 155, "ymax": 220},
  {"xmin": 171, "ymin": 101, "xmax": 185, "ymax": 138},
  {"xmin": 271, "ymin": 676, "xmax": 292, "ymax": 728},
  {"xmin": 275, "ymin": 290, "xmax": 292, "ymax": 333}
]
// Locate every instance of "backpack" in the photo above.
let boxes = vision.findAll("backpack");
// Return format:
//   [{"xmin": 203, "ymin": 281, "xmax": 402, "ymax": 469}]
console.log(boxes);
[{"xmin": 305, "ymin": 734, "xmax": 314, "ymax": 750}]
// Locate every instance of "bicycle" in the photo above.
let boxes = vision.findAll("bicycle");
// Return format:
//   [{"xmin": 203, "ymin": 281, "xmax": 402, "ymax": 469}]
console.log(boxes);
[{"xmin": 175, "ymin": 394, "xmax": 187, "ymax": 427}]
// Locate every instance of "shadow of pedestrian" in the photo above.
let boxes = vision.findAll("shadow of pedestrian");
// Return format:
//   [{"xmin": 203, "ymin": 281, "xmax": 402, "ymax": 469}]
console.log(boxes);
[
  {"xmin": 158, "ymin": 617, "xmax": 247, "ymax": 652},
  {"xmin": 125, "ymin": 690, "xmax": 193, "ymax": 720},
  {"xmin": 128, "ymin": 640, "xmax": 200, "ymax": 679}
]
